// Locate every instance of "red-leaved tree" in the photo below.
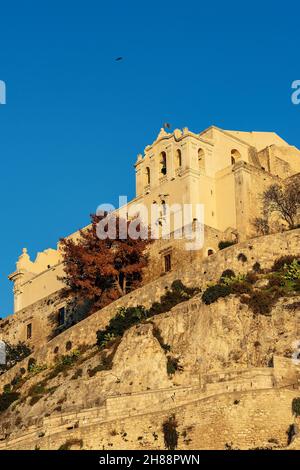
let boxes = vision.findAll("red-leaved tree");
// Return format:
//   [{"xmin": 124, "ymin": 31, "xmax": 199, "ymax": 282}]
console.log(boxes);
[{"xmin": 59, "ymin": 215, "xmax": 151, "ymax": 311}]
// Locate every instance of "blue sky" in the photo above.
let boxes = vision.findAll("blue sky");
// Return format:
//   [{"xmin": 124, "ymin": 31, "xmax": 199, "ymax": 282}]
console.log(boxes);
[{"xmin": 0, "ymin": 0, "xmax": 300, "ymax": 315}]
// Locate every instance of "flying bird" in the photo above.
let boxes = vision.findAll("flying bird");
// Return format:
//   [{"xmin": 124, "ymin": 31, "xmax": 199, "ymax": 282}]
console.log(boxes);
[
  {"xmin": 163, "ymin": 122, "xmax": 171, "ymax": 130},
  {"xmin": 115, "ymin": 57, "xmax": 123, "ymax": 61}
]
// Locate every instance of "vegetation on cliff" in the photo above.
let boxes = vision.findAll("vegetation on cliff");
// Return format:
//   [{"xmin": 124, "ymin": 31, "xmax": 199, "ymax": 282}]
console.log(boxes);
[
  {"xmin": 202, "ymin": 255, "xmax": 300, "ymax": 314},
  {"xmin": 0, "ymin": 390, "xmax": 20, "ymax": 413},
  {"xmin": 96, "ymin": 280, "xmax": 199, "ymax": 348},
  {"xmin": 0, "ymin": 342, "xmax": 31, "ymax": 376}
]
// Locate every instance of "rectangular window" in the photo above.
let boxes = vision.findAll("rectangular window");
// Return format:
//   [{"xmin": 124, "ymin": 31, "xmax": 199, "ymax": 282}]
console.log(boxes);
[
  {"xmin": 27, "ymin": 323, "xmax": 32, "ymax": 339},
  {"xmin": 164, "ymin": 254, "xmax": 172, "ymax": 272},
  {"xmin": 192, "ymin": 218, "xmax": 198, "ymax": 232},
  {"xmin": 58, "ymin": 307, "xmax": 65, "ymax": 326}
]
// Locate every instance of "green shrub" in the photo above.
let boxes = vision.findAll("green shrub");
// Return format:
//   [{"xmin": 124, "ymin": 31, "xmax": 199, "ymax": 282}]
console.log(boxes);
[
  {"xmin": 292, "ymin": 397, "xmax": 300, "ymax": 417},
  {"xmin": 245, "ymin": 272, "xmax": 258, "ymax": 284},
  {"xmin": 202, "ymin": 284, "xmax": 231, "ymax": 305},
  {"xmin": 27, "ymin": 357, "xmax": 36, "ymax": 372},
  {"xmin": 47, "ymin": 351, "xmax": 80, "ymax": 379},
  {"xmin": 162, "ymin": 415, "xmax": 179, "ymax": 450},
  {"xmin": 26, "ymin": 380, "xmax": 53, "ymax": 406},
  {"xmin": 0, "ymin": 342, "xmax": 32, "ymax": 375},
  {"xmin": 3, "ymin": 384, "xmax": 11, "ymax": 393},
  {"xmin": 252, "ymin": 262, "xmax": 261, "ymax": 273},
  {"xmin": 0, "ymin": 391, "xmax": 20, "ymax": 413},
  {"xmin": 267, "ymin": 273, "xmax": 283, "ymax": 288},
  {"xmin": 28, "ymin": 382, "xmax": 47, "ymax": 397},
  {"xmin": 171, "ymin": 279, "xmax": 186, "ymax": 292},
  {"xmin": 28, "ymin": 363, "xmax": 47, "ymax": 375},
  {"xmin": 287, "ymin": 424, "xmax": 297, "ymax": 446},
  {"xmin": 221, "ymin": 274, "xmax": 246, "ymax": 286},
  {"xmin": 241, "ymin": 289, "xmax": 280, "ymax": 315},
  {"xmin": 284, "ymin": 259, "xmax": 300, "ymax": 281},
  {"xmin": 97, "ymin": 305, "xmax": 148, "ymax": 348},
  {"xmin": 10, "ymin": 374, "xmax": 25, "ymax": 389},
  {"xmin": 96, "ymin": 281, "xmax": 199, "ymax": 347},
  {"xmin": 230, "ymin": 281, "xmax": 253, "ymax": 295},
  {"xmin": 218, "ymin": 240, "xmax": 236, "ymax": 250},
  {"xmin": 60, "ymin": 350, "xmax": 80, "ymax": 366},
  {"xmin": 219, "ymin": 269, "xmax": 236, "ymax": 282},
  {"xmin": 272, "ymin": 255, "xmax": 300, "ymax": 272},
  {"xmin": 294, "ymin": 279, "xmax": 300, "ymax": 292},
  {"xmin": 149, "ymin": 281, "xmax": 199, "ymax": 316},
  {"xmin": 167, "ymin": 357, "xmax": 182, "ymax": 375}
]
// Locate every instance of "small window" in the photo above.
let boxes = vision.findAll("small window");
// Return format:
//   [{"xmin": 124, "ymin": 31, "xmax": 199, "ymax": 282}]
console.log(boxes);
[
  {"xmin": 160, "ymin": 151, "xmax": 167, "ymax": 176},
  {"xmin": 145, "ymin": 166, "xmax": 151, "ymax": 185},
  {"xmin": 164, "ymin": 254, "xmax": 172, "ymax": 272},
  {"xmin": 27, "ymin": 323, "xmax": 32, "ymax": 339},
  {"xmin": 58, "ymin": 307, "xmax": 65, "ymax": 326},
  {"xmin": 207, "ymin": 249, "xmax": 214, "ymax": 256},
  {"xmin": 198, "ymin": 148, "xmax": 205, "ymax": 171},
  {"xmin": 175, "ymin": 149, "xmax": 182, "ymax": 168},
  {"xmin": 161, "ymin": 200, "xmax": 167, "ymax": 216},
  {"xmin": 231, "ymin": 149, "xmax": 241, "ymax": 165}
]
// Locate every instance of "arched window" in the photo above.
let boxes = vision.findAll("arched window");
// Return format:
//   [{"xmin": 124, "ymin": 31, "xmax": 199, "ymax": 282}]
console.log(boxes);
[
  {"xmin": 175, "ymin": 149, "xmax": 182, "ymax": 168},
  {"xmin": 145, "ymin": 166, "xmax": 151, "ymax": 185},
  {"xmin": 207, "ymin": 248, "xmax": 215, "ymax": 256},
  {"xmin": 231, "ymin": 149, "xmax": 241, "ymax": 165},
  {"xmin": 198, "ymin": 148, "xmax": 205, "ymax": 171},
  {"xmin": 161, "ymin": 200, "xmax": 167, "ymax": 216},
  {"xmin": 160, "ymin": 151, "xmax": 167, "ymax": 175}
]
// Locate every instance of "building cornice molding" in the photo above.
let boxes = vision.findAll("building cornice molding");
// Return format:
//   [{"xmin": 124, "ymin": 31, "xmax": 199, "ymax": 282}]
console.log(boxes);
[{"xmin": 138, "ymin": 128, "xmax": 214, "ymax": 159}]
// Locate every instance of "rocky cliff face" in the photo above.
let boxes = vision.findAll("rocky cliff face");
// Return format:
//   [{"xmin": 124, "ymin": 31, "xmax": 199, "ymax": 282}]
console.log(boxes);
[
  {"xmin": 1, "ymin": 229, "xmax": 300, "ymax": 449},
  {"xmin": 153, "ymin": 295, "xmax": 299, "ymax": 376},
  {"xmin": 0, "ymin": 291, "xmax": 299, "ymax": 449}
]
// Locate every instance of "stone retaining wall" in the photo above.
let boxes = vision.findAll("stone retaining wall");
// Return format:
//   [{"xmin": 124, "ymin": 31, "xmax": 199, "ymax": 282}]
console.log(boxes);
[{"xmin": 0, "ymin": 366, "xmax": 290, "ymax": 450}]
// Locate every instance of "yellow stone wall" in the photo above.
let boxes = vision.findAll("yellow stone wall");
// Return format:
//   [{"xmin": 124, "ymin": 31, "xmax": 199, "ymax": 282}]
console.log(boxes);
[{"xmin": 7, "ymin": 125, "xmax": 300, "ymax": 313}]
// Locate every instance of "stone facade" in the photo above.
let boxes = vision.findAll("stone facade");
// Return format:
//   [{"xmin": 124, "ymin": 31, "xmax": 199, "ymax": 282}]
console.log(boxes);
[{"xmin": 6, "ymin": 126, "xmax": 300, "ymax": 315}]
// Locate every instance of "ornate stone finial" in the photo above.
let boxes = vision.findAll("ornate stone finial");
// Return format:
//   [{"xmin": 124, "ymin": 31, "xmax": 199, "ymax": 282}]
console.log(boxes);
[
  {"xmin": 183, "ymin": 127, "xmax": 189, "ymax": 135},
  {"xmin": 137, "ymin": 153, "xmax": 143, "ymax": 161},
  {"xmin": 174, "ymin": 128, "xmax": 182, "ymax": 139},
  {"xmin": 17, "ymin": 247, "xmax": 30, "ymax": 271},
  {"xmin": 19, "ymin": 247, "xmax": 30, "ymax": 261},
  {"xmin": 157, "ymin": 128, "xmax": 168, "ymax": 139}
]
